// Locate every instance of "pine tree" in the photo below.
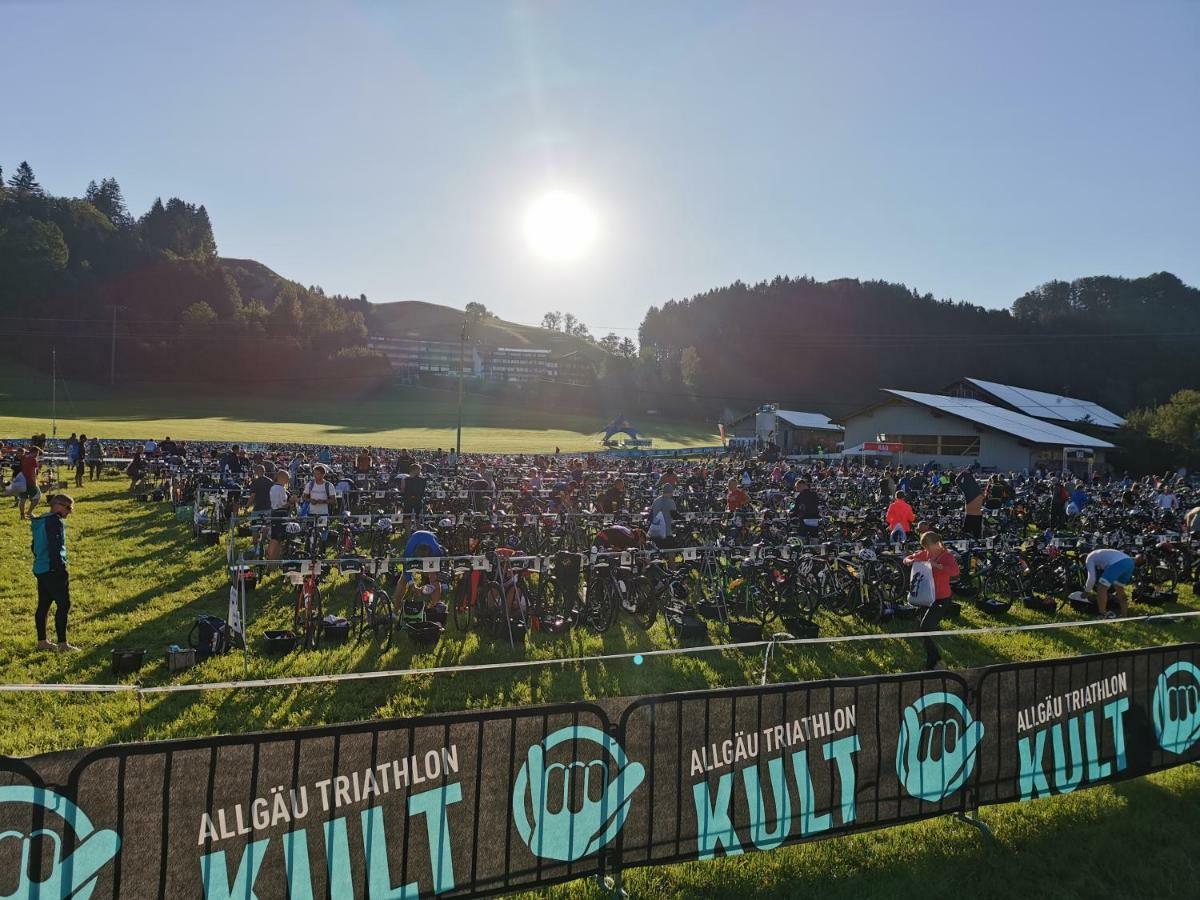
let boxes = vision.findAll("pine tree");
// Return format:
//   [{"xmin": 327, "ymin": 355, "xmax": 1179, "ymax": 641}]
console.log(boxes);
[
  {"xmin": 86, "ymin": 177, "xmax": 132, "ymax": 228},
  {"xmin": 193, "ymin": 204, "xmax": 217, "ymax": 257},
  {"xmin": 7, "ymin": 161, "xmax": 43, "ymax": 196}
]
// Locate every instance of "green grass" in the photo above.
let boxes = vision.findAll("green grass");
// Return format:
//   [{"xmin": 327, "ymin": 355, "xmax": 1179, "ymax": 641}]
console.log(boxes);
[
  {"xmin": 0, "ymin": 370, "xmax": 717, "ymax": 452},
  {"xmin": 1, "ymin": 476, "xmax": 1198, "ymax": 895}
]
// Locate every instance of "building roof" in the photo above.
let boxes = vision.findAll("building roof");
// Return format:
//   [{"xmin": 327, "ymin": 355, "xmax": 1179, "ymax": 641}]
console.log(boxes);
[
  {"xmin": 882, "ymin": 389, "xmax": 1115, "ymax": 449},
  {"xmin": 775, "ymin": 410, "xmax": 844, "ymax": 432},
  {"xmin": 964, "ymin": 378, "xmax": 1124, "ymax": 428}
]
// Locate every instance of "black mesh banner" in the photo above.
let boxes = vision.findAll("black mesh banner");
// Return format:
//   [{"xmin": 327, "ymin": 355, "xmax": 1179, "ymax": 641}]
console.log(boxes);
[{"xmin": 2, "ymin": 643, "xmax": 1199, "ymax": 898}]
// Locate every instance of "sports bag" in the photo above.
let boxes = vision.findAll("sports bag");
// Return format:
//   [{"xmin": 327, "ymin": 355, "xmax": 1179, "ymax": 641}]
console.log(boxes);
[
  {"xmin": 188, "ymin": 614, "xmax": 229, "ymax": 660},
  {"xmin": 908, "ymin": 560, "xmax": 936, "ymax": 608}
]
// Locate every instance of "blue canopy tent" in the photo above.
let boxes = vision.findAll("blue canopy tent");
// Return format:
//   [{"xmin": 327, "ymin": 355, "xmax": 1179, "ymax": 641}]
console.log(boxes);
[{"xmin": 601, "ymin": 415, "xmax": 640, "ymax": 445}]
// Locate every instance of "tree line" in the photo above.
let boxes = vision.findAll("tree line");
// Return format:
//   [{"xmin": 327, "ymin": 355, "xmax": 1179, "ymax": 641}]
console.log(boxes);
[
  {"xmin": 632, "ymin": 273, "xmax": 1199, "ymax": 418},
  {"xmin": 0, "ymin": 161, "xmax": 388, "ymax": 391}
]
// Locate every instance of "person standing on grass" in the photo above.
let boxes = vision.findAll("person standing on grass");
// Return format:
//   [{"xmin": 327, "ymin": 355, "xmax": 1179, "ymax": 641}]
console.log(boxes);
[
  {"xmin": 31, "ymin": 493, "xmax": 77, "ymax": 651},
  {"xmin": 74, "ymin": 433, "xmax": 88, "ymax": 488},
  {"xmin": 904, "ymin": 530, "xmax": 960, "ymax": 669},
  {"xmin": 18, "ymin": 446, "xmax": 42, "ymax": 520},
  {"xmin": 886, "ymin": 490, "xmax": 916, "ymax": 544},
  {"xmin": 267, "ymin": 470, "xmax": 292, "ymax": 560},
  {"xmin": 956, "ymin": 467, "xmax": 984, "ymax": 539},
  {"xmin": 86, "ymin": 436, "xmax": 104, "ymax": 481}
]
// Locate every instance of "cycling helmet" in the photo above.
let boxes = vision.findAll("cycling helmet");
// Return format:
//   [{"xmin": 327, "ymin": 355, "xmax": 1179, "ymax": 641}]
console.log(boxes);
[
  {"xmin": 285, "ymin": 521, "xmax": 303, "ymax": 535},
  {"xmin": 374, "ymin": 517, "xmax": 393, "ymax": 531},
  {"xmin": 439, "ymin": 517, "xmax": 455, "ymax": 529}
]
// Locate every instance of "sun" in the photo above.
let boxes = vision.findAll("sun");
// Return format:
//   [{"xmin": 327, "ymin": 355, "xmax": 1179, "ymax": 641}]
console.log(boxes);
[{"xmin": 523, "ymin": 190, "xmax": 598, "ymax": 262}]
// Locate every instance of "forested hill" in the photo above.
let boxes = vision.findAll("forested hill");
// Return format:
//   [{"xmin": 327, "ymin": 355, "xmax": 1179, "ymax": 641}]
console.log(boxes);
[
  {"xmin": 636, "ymin": 274, "xmax": 1199, "ymax": 417},
  {"xmin": 0, "ymin": 160, "xmax": 604, "ymax": 391}
]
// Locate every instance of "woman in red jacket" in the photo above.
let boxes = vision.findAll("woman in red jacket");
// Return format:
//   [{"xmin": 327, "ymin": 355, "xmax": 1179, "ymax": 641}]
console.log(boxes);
[
  {"xmin": 885, "ymin": 491, "xmax": 915, "ymax": 543},
  {"xmin": 905, "ymin": 531, "xmax": 960, "ymax": 669}
]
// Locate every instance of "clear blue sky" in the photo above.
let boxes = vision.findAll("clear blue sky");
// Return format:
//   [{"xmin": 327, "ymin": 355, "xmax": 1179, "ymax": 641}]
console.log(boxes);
[{"xmin": 4, "ymin": 0, "xmax": 1198, "ymax": 331}]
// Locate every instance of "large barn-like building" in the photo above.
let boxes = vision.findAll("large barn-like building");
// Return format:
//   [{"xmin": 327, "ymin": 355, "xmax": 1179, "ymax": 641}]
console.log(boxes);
[
  {"xmin": 840, "ymin": 389, "xmax": 1114, "ymax": 472},
  {"xmin": 944, "ymin": 378, "xmax": 1125, "ymax": 430}
]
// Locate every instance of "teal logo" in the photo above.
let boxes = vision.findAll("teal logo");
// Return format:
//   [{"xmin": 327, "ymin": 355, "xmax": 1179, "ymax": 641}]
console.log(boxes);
[
  {"xmin": 0, "ymin": 786, "xmax": 120, "ymax": 900},
  {"xmin": 896, "ymin": 692, "xmax": 984, "ymax": 801},
  {"xmin": 1154, "ymin": 661, "xmax": 1200, "ymax": 754},
  {"xmin": 512, "ymin": 725, "xmax": 645, "ymax": 861}
]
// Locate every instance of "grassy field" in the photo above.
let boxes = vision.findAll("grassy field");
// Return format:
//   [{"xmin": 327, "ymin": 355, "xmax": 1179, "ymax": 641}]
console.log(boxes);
[
  {"xmin": 1, "ymin": 476, "xmax": 1198, "ymax": 895},
  {"xmin": 0, "ymin": 367, "xmax": 717, "ymax": 452}
]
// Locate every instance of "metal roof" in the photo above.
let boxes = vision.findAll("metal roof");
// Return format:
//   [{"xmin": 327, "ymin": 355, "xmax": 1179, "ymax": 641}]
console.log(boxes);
[
  {"xmin": 964, "ymin": 378, "xmax": 1124, "ymax": 428},
  {"xmin": 775, "ymin": 410, "xmax": 843, "ymax": 432},
  {"xmin": 883, "ymin": 390, "xmax": 1115, "ymax": 449}
]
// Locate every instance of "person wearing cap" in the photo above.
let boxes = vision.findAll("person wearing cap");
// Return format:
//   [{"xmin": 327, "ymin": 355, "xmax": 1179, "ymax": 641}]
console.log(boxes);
[{"xmin": 31, "ymin": 493, "xmax": 78, "ymax": 651}]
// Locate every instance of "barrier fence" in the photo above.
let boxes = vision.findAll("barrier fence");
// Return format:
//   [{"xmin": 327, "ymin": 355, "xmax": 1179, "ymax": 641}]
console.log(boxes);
[{"xmin": 2, "ymin": 642, "xmax": 1199, "ymax": 898}]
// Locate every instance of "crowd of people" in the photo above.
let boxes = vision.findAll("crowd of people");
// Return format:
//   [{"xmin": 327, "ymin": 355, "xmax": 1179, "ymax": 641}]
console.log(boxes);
[{"xmin": 5, "ymin": 431, "xmax": 1199, "ymax": 657}]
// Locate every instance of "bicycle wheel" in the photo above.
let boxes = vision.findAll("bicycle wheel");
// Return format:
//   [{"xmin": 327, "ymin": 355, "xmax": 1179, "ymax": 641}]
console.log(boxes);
[
  {"xmin": 452, "ymin": 573, "xmax": 475, "ymax": 632},
  {"xmin": 583, "ymin": 575, "xmax": 617, "ymax": 634},
  {"xmin": 369, "ymin": 592, "xmax": 395, "ymax": 643},
  {"xmin": 820, "ymin": 567, "xmax": 859, "ymax": 616},
  {"xmin": 293, "ymin": 585, "xmax": 309, "ymax": 644},
  {"xmin": 348, "ymin": 576, "xmax": 369, "ymax": 634},
  {"xmin": 481, "ymin": 582, "xmax": 507, "ymax": 637},
  {"xmin": 627, "ymin": 576, "xmax": 658, "ymax": 630},
  {"xmin": 305, "ymin": 584, "xmax": 324, "ymax": 649}
]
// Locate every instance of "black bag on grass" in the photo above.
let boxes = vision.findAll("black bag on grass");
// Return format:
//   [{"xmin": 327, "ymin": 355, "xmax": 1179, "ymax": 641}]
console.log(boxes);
[
  {"xmin": 1023, "ymin": 595, "xmax": 1058, "ymax": 614},
  {"xmin": 189, "ymin": 614, "xmax": 229, "ymax": 660}
]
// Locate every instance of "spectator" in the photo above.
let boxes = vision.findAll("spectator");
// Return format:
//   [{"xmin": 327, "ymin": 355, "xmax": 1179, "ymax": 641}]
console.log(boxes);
[
  {"xmin": 143, "ymin": 437, "xmax": 159, "ymax": 456},
  {"xmin": 18, "ymin": 447, "xmax": 42, "ymax": 520},
  {"xmin": 86, "ymin": 437, "xmax": 104, "ymax": 482},
  {"xmin": 904, "ymin": 530, "xmax": 960, "ymax": 669},
  {"xmin": 74, "ymin": 433, "xmax": 87, "ymax": 488},
  {"xmin": 31, "ymin": 493, "xmax": 77, "ymax": 651}
]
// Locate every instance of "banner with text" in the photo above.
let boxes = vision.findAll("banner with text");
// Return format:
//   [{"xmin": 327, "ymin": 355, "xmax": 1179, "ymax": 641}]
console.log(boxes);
[{"xmin": 1, "ymin": 643, "xmax": 1198, "ymax": 898}]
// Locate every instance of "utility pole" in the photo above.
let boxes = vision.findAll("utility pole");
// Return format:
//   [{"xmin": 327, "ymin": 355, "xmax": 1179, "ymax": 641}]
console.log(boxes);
[
  {"xmin": 109, "ymin": 305, "xmax": 122, "ymax": 385},
  {"xmin": 51, "ymin": 346, "xmax": 57, "ymax": 438},
  {"xmin": 455, "ymin": 317, "xmax": 466, "ymax": 457}
]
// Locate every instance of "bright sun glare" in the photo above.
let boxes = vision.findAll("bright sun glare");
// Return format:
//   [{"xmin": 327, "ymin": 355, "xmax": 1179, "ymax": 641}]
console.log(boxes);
[{"xmin": 523, "ymin": 190, "xmax": 598, "ymax": 262}]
